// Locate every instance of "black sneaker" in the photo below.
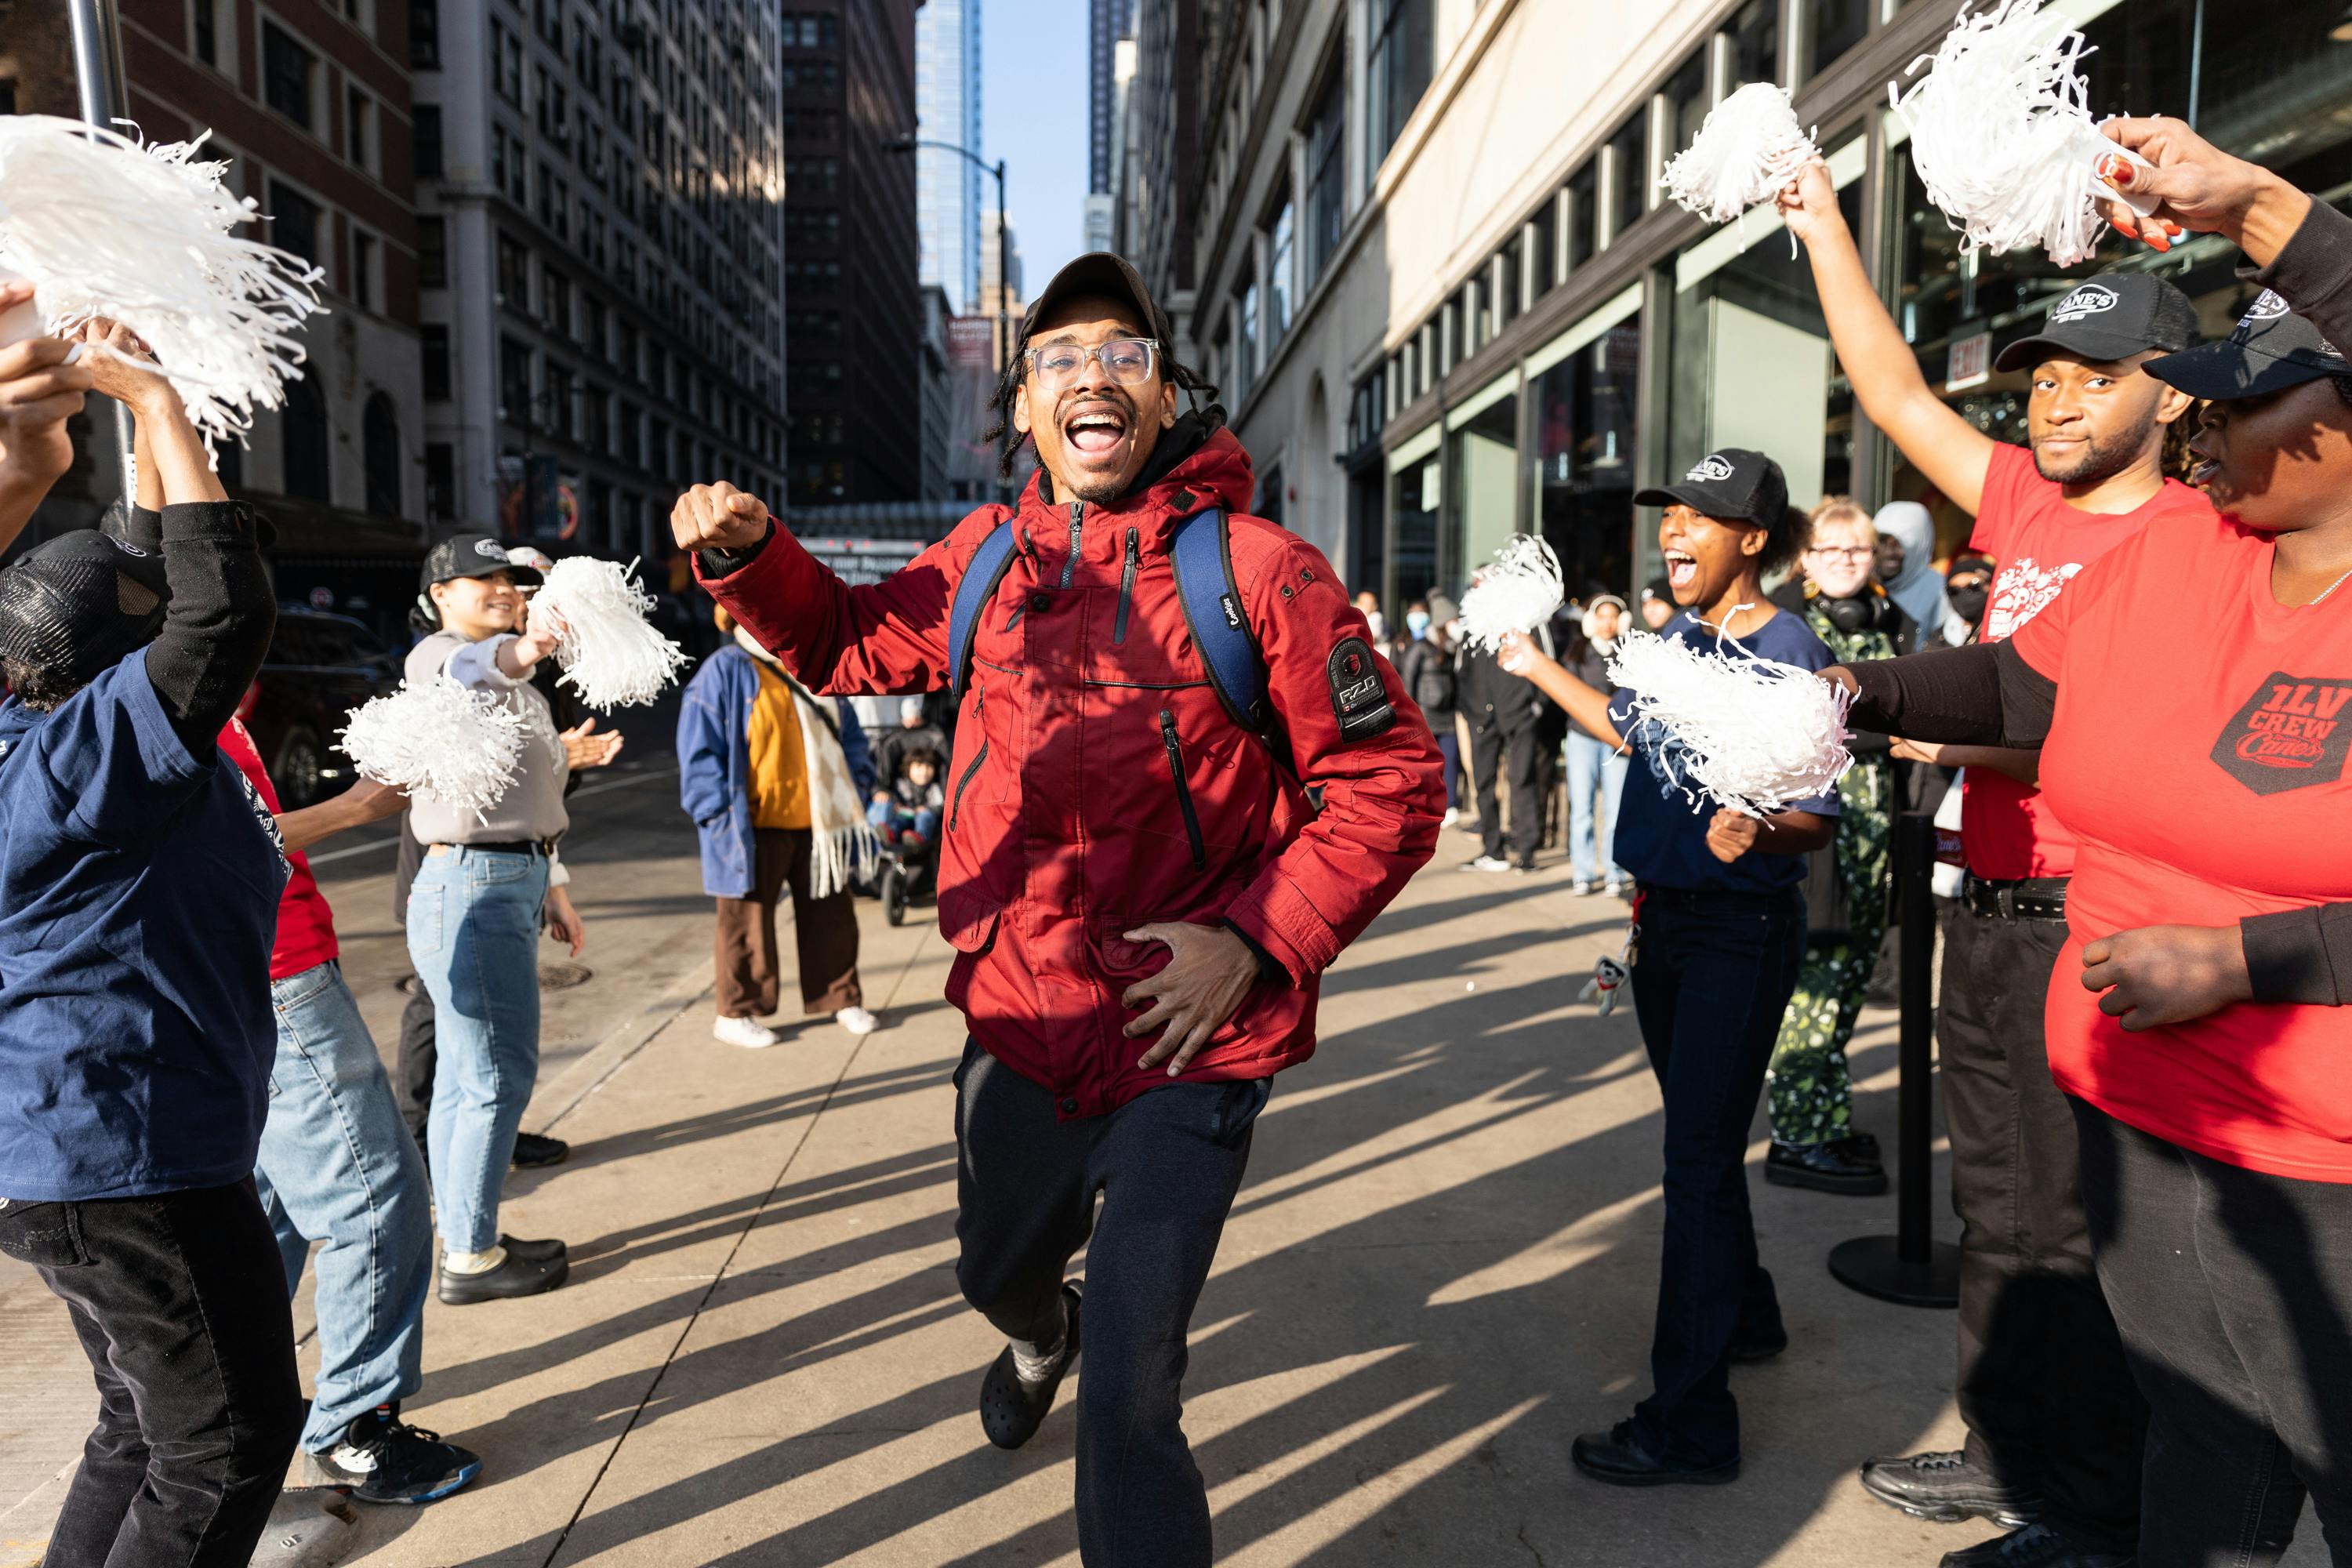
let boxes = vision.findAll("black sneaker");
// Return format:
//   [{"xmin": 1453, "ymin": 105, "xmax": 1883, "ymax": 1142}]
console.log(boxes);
[
  {"xmin": 1766, "ymin": 1137, "xmax": 1889, "ymax": 1196},
  {"xmin": 438, "ymin": 1239, "xmax": 569, "ymax": 1304},
  {"xmin": 978, "ymin": 1283, "xmax": 1082, "ymax": 1450},
  {"xmin": 1860, "ymin": 1450, "xmax": 2042, "ymax": 1527},
  {"xmin": 511, "ymin": 1132, "xmax": 570, "ymax": 1168},
  {"xmin": 1939, "ymin": 1523, "xmax": 2133, "ymax": 1567},
  {"xmin": 307, "ymin": 1404, "xmax": 482, "ymax": 1504}
]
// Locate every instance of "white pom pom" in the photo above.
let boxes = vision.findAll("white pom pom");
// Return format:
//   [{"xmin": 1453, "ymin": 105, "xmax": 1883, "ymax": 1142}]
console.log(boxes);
[
  {"xmin": 1607, "ymin": 623, "xmax": 1854, "ymax": 818},
  {"xmin": 1890, "ymin": 0, "xmax": 2158, "ymax": 266},
  {"xmin": 1457, "ymin": 535, "xmax": 1565, "ymax": 652},
  {"xmin": 340, "ymin": 677, "xmax": 526, "ymax": 822},
  {"xmin": 1660, "ymin": 83, "xmax": 1821, "ymax": 225},
  {"xmin": 531, "ymin": 556, "xmax": 688, "ymax": 709},
  {"xmin": 0, "ymin": 117, "xmax": 324, "ymax": 454}
]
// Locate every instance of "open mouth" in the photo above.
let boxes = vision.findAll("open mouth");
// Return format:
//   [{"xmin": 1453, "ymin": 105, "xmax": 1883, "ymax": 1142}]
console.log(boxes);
[
  {"xmin": 2190, "ymin": 459, "xmax": 2220, "ymax": 488},
  {"xmin": 1062, "ymin": 402, "xmax": 1131, "ymax": 460},
  {"xmin": 1664, "ymin": 550, "xmax": 1697, "ymax": 591}
]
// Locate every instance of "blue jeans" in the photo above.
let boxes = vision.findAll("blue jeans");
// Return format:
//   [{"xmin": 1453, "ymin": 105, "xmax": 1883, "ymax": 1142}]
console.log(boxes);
[
  {"xmin": 406, "ymin": 846, "xmax": 550, "ymax": 1254},
  {"xmin": 1435, "ymin": 727, "xmax": 1461, "ymax": 811},
  {"xmin": 1628, "ymin": 887, "xmax": 1808, "ymax": 1468},
  {"xmin": 865, "ymin": 798, "xmax": 941, "ymax": 844},
  {"xmin": 254, "ymin": 961, "xmax": 433, "ymax": 1452},
  {"xmin": 1565, "ymin": 730, "xmax": 1627, "ymax": 884}
]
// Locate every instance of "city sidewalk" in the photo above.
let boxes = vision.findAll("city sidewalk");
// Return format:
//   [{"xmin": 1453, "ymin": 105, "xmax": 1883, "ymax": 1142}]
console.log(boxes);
[{"xmin": 5, "ymin": 809, "xmax": 2245, "ymax": 1566}]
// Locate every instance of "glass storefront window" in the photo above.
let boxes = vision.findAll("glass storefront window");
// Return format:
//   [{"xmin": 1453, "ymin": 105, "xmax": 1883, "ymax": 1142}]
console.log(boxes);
[
  {"xmin": 1607, "ymin": 112, "xmax": 1648, "ymax": 242},
  {"xmin": 1534, "ymin": 319, "xmax": 1641, "ymax": 601},
  {"xmin": 1666, "ymin": 52, "xmax": 1709, "ymax": 161},
  {"xmin": 1730, "ymin": 0, "xmax": 1779, "ymax": 86},
  {"xmin": 1392, "ymin": 452, "xmax": 1442, "ymax": 610},
  {"xmin": 1807, "ymin": 0, "xmax": 1867, "ymax": 80},
  {"xmin": 1889, "ymin": 0, "xmax": 2352, "ymax": 552},
  {"xmin": 1529, "ymin": 200, "xmax": 1557, "ymax": 298},
  {"xmin": 1566, "ymin": 164, "xmax": 1597, "ymax": 274},
  {"xmin": 1445, "ymin": 392, "xmax": 1519, "ymax": 596}
]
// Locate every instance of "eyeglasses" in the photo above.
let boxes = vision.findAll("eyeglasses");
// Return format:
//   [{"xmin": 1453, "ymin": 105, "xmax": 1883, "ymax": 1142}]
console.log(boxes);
[
  {"xmin": 1805, "ymin": 546, "xmax": 1875, "ymax": 564},
  {"xmin": 1025, "ymin": 337, "xmax": 1160, "ymax": 391}
]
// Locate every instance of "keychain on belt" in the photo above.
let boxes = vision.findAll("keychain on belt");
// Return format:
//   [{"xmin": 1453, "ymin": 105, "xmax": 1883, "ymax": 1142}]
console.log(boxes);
[{"xmin": 1581, "ymin": 891, "xmax": 1641, "ymax": 1017}]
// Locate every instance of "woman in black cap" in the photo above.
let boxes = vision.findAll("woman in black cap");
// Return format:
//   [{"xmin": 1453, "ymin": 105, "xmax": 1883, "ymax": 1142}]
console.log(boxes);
[
  {"xmin": 1833, "ymin": 120, "xmax": 2352, "ymax": 1563},
  {"xmin": 1501, "ymin": 448, "xmax": 1836, "ymax": 1488}
]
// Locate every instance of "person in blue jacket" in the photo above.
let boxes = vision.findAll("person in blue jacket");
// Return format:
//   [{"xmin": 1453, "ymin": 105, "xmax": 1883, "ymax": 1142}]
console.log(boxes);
[{"xmin": 679, "ymin": 604, "xmax": 880, "ymax": 1049}]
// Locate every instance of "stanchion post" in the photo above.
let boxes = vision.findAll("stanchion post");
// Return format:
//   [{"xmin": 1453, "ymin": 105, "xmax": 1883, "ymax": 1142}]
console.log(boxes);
[{"xmin": 1827, "ymin": 809, "xmax": 1962, "ymax": 1307}]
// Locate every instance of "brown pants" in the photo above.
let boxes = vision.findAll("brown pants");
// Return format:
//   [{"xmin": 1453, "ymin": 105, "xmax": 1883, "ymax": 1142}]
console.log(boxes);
[{"xmin": 714, "ymin": 827, "xmax": 862, "ymax": 1019}]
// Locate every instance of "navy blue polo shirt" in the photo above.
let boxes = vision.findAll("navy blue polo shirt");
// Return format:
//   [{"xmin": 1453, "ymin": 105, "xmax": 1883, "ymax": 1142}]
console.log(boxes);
[
  {"xmin": 0, "ymin": 651, "xmax": 287, "ymax": 1202},
  {"xmin": 1610, "ymin": 608, "xmax": 1840, "ymax": 896}
]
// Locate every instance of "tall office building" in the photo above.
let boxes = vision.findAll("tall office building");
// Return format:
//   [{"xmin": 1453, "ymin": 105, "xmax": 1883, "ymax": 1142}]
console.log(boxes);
[
  {"xmin": 1118, "ymin": 0, "xmax": 1197, "ymax": 354},
  {"xmin": 781, "ymin": 0, "xmax": 921, "ymax": 506},
  {"xmin": 978, "ymin": 209, "xmax": 1025, "ymax": 366},
  {"xmin": 1087, "ymin": 0, "xmax": 1134, "ymax": 205},
  {"xmin": 914, "ymin": 0, "xmax": 982, "ymax": 314},
  {"xmin": 412, "ymin": 0, "xmax": 786, "ymax": 558}
]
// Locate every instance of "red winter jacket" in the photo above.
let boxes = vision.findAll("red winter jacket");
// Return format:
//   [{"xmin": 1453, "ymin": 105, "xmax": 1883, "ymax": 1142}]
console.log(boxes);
[{"xmin": 698, "ymin": 424, "xmax": 1443, "ymax": 1117}]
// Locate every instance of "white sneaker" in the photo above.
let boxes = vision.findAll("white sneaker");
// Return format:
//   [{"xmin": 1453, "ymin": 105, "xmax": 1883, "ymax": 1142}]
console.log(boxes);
[
  {"xmin": 837, "ymin": 1006, "xmax": 880, "ymax": 1036},
  {"xmin": 713, "ymin": 1015, "xmax": 781, "ymax": 1049},
  {"xmin": 1439, "ymin": 807, "xmax": 1460, "ymax": 829},
  {"xmin": 1572, "ymin": 879, "xmax": 1598, "ymax": 896},
  {"xmin": 1461, "ymin": 855, "xmax": 1512, "ymax": 873}
]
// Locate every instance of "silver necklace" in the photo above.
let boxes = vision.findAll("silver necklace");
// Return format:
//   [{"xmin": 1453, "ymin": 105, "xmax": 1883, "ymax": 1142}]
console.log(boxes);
[{"xmin": 2312, "ymin": 567, "xmax": 2352, "ymax": 607}]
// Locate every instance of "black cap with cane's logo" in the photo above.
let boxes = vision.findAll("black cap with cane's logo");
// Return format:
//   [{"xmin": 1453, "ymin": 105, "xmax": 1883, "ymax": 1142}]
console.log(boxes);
[
  {"xmin": 2142, "ymin": 289, "xmax": 2349, "ymax": 401},
  {"xmin": 1634, "ymin": 448, "xmax": 1789, "ymax": 531},
  {"xmin": 1991, "ymin": 273, "xmax": 2199, "ymax": 372},
  {"xmin": 419, "ymin": 534, "xmax": 546, "ymax": 590}
]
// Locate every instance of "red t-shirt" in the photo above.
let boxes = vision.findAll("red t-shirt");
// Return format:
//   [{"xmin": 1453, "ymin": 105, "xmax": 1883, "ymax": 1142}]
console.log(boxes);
[
  {"xmin": 1963, "ymin": 443, "xmax": 2215, "ymax": 879},
  {"xmin": 219, "ymin": 720, "xmax": 340, "ymax": 982},
  {"xmin": 2013, "ymin": 509, "xmax": 2352, "ymax": 1182}
]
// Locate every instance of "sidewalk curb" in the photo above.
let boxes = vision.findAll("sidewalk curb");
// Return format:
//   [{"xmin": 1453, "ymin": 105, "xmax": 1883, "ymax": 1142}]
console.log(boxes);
[{"xmin": 527, "ymin": 958, "xmax": 717, "ymax": 1137}]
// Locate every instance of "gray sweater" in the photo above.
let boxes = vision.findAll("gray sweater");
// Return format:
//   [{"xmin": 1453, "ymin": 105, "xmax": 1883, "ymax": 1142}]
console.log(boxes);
[{"xmin": 404, "ymin": 629, "xmax": 571, "ymax": 846}]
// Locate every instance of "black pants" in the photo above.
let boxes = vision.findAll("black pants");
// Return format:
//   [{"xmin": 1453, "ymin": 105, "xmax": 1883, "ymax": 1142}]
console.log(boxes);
[
  {"xmin": 953, "ymin": 1040, "xmax": 1269, "ymax": 1568},
  {"xmin": 1626, "ymin": 887, "xmax": 1806, "ymax": 1468},
  {"xmin": 393, "ymin": 815, "xmax": 436, "ymax": 1142},
  {"xmin": 0, "ymin": 1180, "xmax": 303, "ymax": 1567},
  {"xmin": 2074, "ymin": 1098, "xmax": 2352, "ymax": 1565},
  {"xmin": 1940, "ymin": 905, "xmax": 2143, "ymax": 1551},
  {"xmin": 1469, "ymin": 723, "xmax": 1543, "ymax": 862}
]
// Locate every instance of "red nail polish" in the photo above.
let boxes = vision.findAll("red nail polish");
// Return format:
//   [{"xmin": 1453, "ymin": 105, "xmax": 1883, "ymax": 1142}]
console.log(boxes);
[{"xmin": 2098, "ymin": 153, "xmax": 2133, "ymax": 186}]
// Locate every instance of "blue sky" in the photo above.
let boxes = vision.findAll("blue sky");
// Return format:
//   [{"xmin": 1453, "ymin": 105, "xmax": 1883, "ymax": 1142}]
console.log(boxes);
[{"xmin": 978, "ymin": 0, "xmax": 1091, "ymax": 296}]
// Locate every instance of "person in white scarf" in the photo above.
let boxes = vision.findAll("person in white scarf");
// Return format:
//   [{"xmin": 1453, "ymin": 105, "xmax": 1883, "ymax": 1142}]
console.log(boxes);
[{"xmin": 677, "ymin": 608, "xmax": 881, "ymax": 1048}]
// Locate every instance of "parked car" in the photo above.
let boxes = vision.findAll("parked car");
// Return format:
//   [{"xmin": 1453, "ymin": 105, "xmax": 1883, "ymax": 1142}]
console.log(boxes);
[{"xmin": 241, "ymin": 606, "xmax": 401, "ymax": 811}]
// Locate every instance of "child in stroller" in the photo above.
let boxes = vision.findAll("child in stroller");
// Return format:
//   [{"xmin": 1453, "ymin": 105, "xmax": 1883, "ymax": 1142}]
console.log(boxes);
[{"xmin": 866, "ymin": 747, "xmax": 945, "ymax": 925}]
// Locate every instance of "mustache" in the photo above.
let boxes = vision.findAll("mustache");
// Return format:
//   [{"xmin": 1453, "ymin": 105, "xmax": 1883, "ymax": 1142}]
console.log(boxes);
[{"xmin": 1056, "ymin": 389, "xmax": 1137, "ymax": 423}]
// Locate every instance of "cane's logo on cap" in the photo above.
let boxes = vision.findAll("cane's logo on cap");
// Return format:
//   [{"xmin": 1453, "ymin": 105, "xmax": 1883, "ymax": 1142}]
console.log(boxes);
[
  {"xmin": 2245, "ymin": 290, "xmax": 2294, "ymax": 324},
  {"xmin": 1686, "ymin": 454, "xmax": 1737, "ymax": 484},
  {"xmin": 2049, "ymin": 284, "xmax": 2118, "ymax": 323},
  {"xmin": 474, "ymin": 539, "xmax": 508, "ymax": 561}
]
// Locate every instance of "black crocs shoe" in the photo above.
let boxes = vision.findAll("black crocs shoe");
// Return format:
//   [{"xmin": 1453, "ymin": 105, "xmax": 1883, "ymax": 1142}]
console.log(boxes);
[
  {"xmin": 1860, "ymin": 1449, "xmax": 2042, "ymax": 1526},
  {"xmin": 438, "ymin": 1239, "xmax": 569, "ymax": 1304},
  {"xmin": 307, "ymin": 1404, "xmax": 483, "ymax": 1504},
  {"xmin": 978, "ymin": 1283, "xmax": 1082, "ymax": 1451}
]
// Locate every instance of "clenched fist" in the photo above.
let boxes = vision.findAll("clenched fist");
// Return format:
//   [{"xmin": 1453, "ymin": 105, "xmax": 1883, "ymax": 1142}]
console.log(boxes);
[{"xmin": 672, "ymin": 481, "xmax": 772, "ymax": 554}]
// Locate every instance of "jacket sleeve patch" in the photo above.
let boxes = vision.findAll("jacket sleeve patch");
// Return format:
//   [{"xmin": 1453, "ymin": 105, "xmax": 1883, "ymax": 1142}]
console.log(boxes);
[{"xmin": 1327, "ymin": 637, "xmax": 1396, "ymax": 742}]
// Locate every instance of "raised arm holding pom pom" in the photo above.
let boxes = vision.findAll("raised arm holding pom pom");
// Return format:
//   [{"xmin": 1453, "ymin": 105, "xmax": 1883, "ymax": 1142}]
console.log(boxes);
[{"xmin": 2092, "ymin": 115, "xmax": 2310, "ymax": 265}]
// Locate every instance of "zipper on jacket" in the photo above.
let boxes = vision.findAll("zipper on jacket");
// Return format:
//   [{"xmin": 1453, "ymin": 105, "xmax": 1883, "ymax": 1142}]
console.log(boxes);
[
  {"xmin": 1060, "ymin": 501, "xmax": 1083, "ymax": 588},
  {"xmin": 1160, "ymin": 709, "xmax": 1207, "ymax": 869},
  {"xmin": 950, "ymin": 682, "xmax": 987, "ymax": 832},
  {"xmin": 1113, "ymin": 527, "xmax": 1139, "ymax": 644}
]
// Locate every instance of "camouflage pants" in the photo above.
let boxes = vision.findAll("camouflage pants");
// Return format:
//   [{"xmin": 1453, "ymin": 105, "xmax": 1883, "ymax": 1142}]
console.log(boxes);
[{"xmin": 1766, "ymin": 760, "xmax": 1893, "ymax": 1148}]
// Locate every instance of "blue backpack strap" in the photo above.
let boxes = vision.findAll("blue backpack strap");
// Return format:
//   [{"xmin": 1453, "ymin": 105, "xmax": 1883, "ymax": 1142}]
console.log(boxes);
[
  {"xmin": 947, "ymin": 521, "xmax": 1021, "ymax": 699},
  {"xmin": 1168, "ymin": 507, "xmax": 1269, "ymax": 734}
]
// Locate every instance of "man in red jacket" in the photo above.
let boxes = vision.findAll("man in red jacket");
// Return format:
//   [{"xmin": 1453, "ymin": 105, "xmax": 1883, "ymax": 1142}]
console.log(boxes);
[{"xmin": 674, "ymin": 253, "xmax": 1443, "ymax": 1565}]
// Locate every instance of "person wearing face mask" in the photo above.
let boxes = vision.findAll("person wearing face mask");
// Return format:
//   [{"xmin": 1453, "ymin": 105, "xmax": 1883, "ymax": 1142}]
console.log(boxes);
[
  {"xmin": 1942, "ymin": 554, "xmax": 1995, "ymax": 649},
  {"xmin": 1397, "ymin": 593, "xmax": 1461, "ymax": 827},
  {"xmin": 669, "ymin": 252, "xmax": 1443, "ymax": 1566},
  {"xmin": 402, "ymin": 538, "xmax": 584, "ymax": 1304},
  {"xmin": 1563, "ymin": 593, "xmax": 1630, "ymax": 895},
  {"xmin": 1498, "ymin": 448, "xmax": 1837, "ymax": 1489},
  {"xmin": 1780, "ymin": 151, "xmax": 2216, "ymax": 1566},
  {"xmin": 1824, "ymin": 118, "xmax": 2352, "ymax": 1563},
  {"xmin": 1759, "ymin": 498, "xmax": 1918, "ymax": 1196}
]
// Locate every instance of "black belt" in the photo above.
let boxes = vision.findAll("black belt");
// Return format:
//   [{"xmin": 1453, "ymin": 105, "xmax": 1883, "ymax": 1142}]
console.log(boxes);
[
  {"xmin": 1963, "ymin": 875, "xmax": 2068, "ymax": 922},
  {"xmin": 434, "ymin": 838, "xmax": 555, "ymax": 857}
]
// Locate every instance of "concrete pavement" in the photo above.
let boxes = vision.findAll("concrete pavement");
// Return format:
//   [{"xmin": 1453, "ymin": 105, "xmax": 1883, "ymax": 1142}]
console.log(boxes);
[{"xmin": 3, "ymin": 786, "xmax": 2317, "ymax": 1565}]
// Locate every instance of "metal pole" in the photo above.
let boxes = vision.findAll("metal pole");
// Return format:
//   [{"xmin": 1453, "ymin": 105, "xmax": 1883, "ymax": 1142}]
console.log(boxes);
[
  {"xmin": 994, "ymin": 160, "xmax": 1008, "ymax": 372},
  {"xmin": 67, "ymin": 0, "xmax": 137, "ymax": 495}
]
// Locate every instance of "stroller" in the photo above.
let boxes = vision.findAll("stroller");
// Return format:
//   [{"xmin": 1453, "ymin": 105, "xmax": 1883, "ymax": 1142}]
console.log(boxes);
[{"xmin": 871, "ymin": 813, "xmax": 938, "ymax": 927}]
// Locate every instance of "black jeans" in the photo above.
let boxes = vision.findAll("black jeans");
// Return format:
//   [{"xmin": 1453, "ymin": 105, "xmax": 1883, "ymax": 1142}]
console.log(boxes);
[
  {"xmin": 1940, "ymin": 905, "xmax": 2143, "ymax": 1551},
  {"xmin": 953, "ymin": 1040, "xmax": 1269, "ymax": 1568},
  {"xmin": 394, "ymin": 815, "xmax": 437, "ymax": 1143},
  {"xmin": 0, "ymin": 1179, "xmax": 303, "ymax": 1567},
  {"xmin": 2074, "ymin": 1098, "xmax": 2352, "ymax": 1566},
  {"xmin": 1626, "ymin": 886, "xmax": 1807, "ymax": 1468},
  {"xmin": 1469, "ymin": 723, "xmax": 1543, "ymax": 862}
]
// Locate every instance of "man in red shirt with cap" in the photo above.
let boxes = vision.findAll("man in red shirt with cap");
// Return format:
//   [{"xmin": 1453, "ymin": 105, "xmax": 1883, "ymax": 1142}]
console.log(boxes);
[{"xmin": 672, "ymin": 252, "xmax": 1443, "ymax": 1565}]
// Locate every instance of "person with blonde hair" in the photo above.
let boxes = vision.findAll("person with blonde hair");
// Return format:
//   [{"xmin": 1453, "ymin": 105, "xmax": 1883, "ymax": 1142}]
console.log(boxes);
[{"xmin": 1762, "ymin": 496, "xmax": 1918, "ymax": 1196}]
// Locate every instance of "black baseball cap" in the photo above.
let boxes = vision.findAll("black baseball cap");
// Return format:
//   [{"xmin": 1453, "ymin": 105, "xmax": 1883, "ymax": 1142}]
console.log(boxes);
[
  {"xmin": 1019, "ymin": 252, "xmax": 1178, "ymax": 359},
  {"xmin": 1635, "ymin": 448, "xmax": 1789, "ymax": 530},
  {"xmin": 2142, "ymin": 289, "xmax": 2349, "ymax": 401},
  {"xmin": 1991, "ymin": 273, "xmax": 2198, "ymax": 372},
  {"xmin": 0, "ymin": 530, "xmax": 173, "ymax": 693},
  {"xmin": 419, "ymin": 533, "xmax": 545, "ymax": 590}
]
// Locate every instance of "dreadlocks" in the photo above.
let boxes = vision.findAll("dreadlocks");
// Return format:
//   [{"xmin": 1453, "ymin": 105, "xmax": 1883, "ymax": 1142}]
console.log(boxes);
[{"xmin": 979, "ymin": 341, "xmax": 1227, "ymax": 481}]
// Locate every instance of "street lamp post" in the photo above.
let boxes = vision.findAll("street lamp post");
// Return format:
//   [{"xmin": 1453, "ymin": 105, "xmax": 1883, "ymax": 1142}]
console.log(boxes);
[{"xmin": 887, "ymin": 138, "xmax": 1009, "ymax": 368}]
